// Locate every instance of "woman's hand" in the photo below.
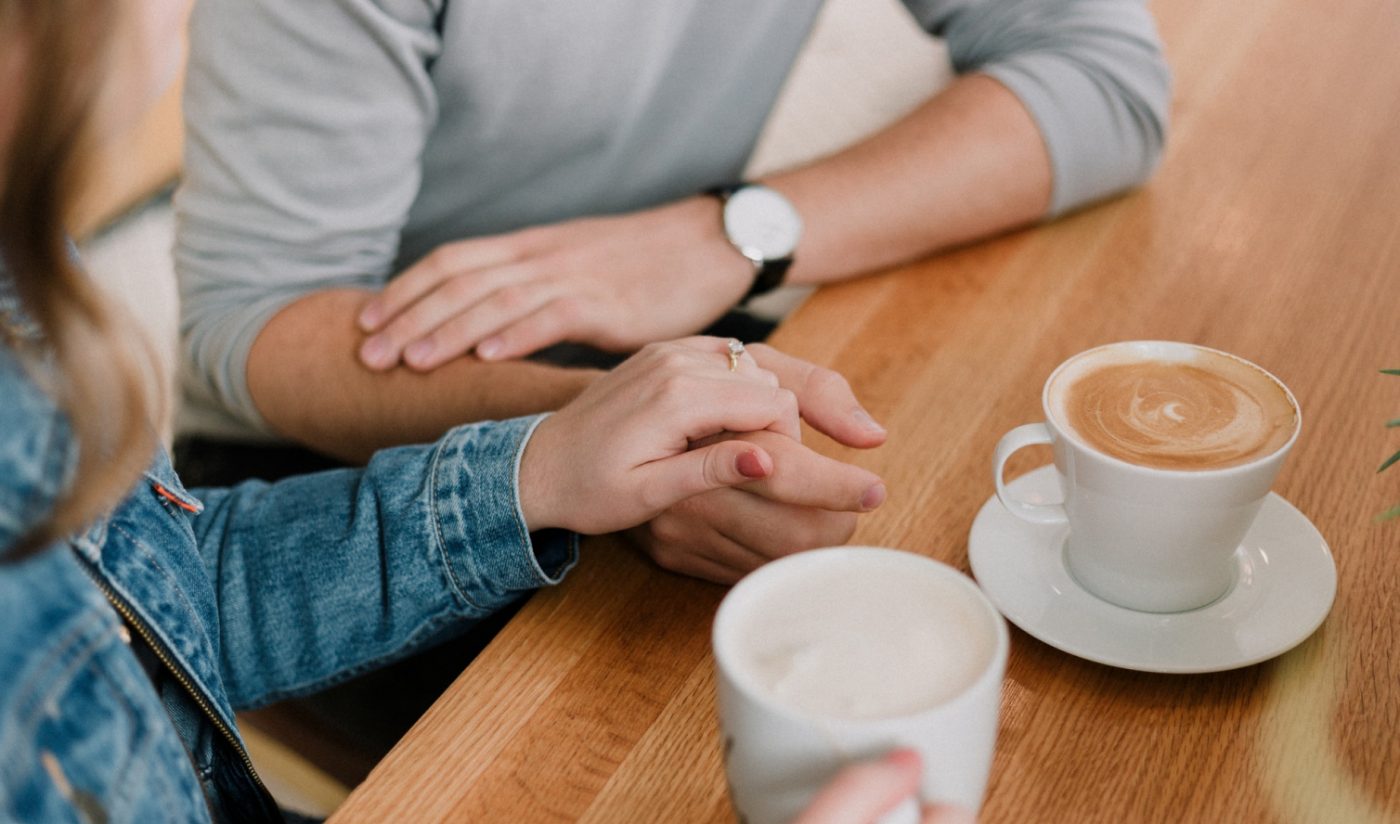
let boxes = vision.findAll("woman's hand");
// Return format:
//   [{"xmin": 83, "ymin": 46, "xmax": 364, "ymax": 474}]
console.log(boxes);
[
  {"xmin": 355, "ymin": 197, "xmax": 752, "ymax": 371},
  {"xmin": 620, "ymin": 341, "xmax": 891, "ymax": 583},
  {"xmin": 518, "ymin": 337, "xmax": 831, "ymax": 534},
  {"xmin": 796, "ymin": 750, "xmax": 976, "ymax": 824}
]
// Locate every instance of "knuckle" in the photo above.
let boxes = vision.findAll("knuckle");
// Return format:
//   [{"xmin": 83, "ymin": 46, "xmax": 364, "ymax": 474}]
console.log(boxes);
[
  {"xmin": 655, "ymin": 346, "xmax": 692, "ymax": 373},
  {"xmin": 521, "ymin": 308, "xmax": 561, "ymax": 340},
  {"xmin": 809, "ymin": 366, "xmax": 851, "ymax": 397},
  {"xmin": 649, "ymin": 543, "xmax": 685, "ymax": 573},
  {"xmin": 427, "ymin": 245, "xmax": 459, "ymax": 277},
  {"xmin": 774, "ymin": 387, "xmax": 799, "ymax": 415},
  {"xmin": 701, "ymin": 447, "xmax": 730, "ymax": 488},
  {"xmin": 494, "ymin": 284, "xmax": 529, "ymax": 312},
  {"xmin": 789, "ymin": 512, "xmax": 854, "ymax": 550},
  {"xmin": 829, "ymin": 511, "xmax": 859, "ymax": 542},
  {"xmin": 649, "ymin": 516, "xmax": 687, "ymax": 547},
  {"xmin": 552, "ymin": 296, "xmax": 585, "ymax": 324},
  {"xmin": 657, "ymin": 373, "xmax": 695, "ymax": 405},
  {"xmin": 797, "ymin": 518, "xmax": 837, "ymax": 549},
  {"xmin": 440, "ymin": 275, "xmax": 477, "ymax": 303},
  {"xmin": 637, "ymin": 341, "xmax": 667, "ymax": 363}
]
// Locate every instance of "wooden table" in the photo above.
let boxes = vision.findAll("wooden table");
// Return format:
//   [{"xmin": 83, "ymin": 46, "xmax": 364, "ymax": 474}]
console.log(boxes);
[{"xmin": 331, "ymin": 0, "xmax": 1400, "ymax": 819}]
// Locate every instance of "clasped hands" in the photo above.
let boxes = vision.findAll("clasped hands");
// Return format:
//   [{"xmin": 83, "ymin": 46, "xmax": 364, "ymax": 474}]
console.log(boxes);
[
  {"xmin": 355, "ymin": 198, "xmax": 886, "ymax": 583},
  {"xmin": 518, "ymin": 338, "xmax": 887, "ymax": 583}
]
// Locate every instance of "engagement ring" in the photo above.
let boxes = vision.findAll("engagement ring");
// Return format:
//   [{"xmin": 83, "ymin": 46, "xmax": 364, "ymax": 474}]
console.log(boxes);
[{"xmin": 727, "ymin": 339, "xmax": 746, "ymax": 372}]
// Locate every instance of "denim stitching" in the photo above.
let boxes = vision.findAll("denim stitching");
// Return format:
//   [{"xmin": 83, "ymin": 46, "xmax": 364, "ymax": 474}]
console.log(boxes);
[
  {"xmin": 507, "ymin": 419, "xmax": 540, "ymax": 585},
  {"xmin": 106, "ymin": 522, "xmax": 232, "ymax": 728},
  {"xmin": 4, "ymin": 618, "xmax": 120, "ymax": 772},
  {"xmin": 18, "ymin": 638, "xmax": 163, "ymax": 818},
  {"xmin": 109, "ymin": 523, "xmax": 214, "ymax": 649},
  {"xmin": 427, "ymin": 430, "xmax": 483, "ymax": 612}
]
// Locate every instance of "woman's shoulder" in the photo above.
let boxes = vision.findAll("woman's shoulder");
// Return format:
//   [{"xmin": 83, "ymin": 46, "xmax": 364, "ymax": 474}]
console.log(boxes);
[{"xmin": 0, "ymin": 342, "xmax": 75, "ymax": 552}]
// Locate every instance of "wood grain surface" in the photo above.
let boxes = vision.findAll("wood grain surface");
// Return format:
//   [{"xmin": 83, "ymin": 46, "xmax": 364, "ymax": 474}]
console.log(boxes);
[{"xmin": 331, "ymin": 0, "xmax": 1400, "ymax": 819}]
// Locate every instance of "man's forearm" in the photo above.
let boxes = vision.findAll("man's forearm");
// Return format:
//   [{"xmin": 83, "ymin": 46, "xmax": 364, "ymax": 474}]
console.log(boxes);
[
  {"xmin": 246, "ymin": 288, "xmax": 599, "ymax": 462},
  {"xmin": 767, "ymin": 74, "xmax": 1053, "ymax": 286}
]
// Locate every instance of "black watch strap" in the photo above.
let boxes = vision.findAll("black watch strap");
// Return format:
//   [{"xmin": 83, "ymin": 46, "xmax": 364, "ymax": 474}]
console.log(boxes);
[
  {"xmin": 707, "ymin": 184, "xmax": 792, "ymax": 303},
  {"xmin": 745, "ymin": 255, "xmax": 791, "ymax": 302}
]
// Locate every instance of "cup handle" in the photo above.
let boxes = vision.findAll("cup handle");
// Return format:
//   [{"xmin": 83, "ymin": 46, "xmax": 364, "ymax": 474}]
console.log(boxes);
[{"xmin": 993, "ymin": 423, "xmax": 1068, "ymax": 525}]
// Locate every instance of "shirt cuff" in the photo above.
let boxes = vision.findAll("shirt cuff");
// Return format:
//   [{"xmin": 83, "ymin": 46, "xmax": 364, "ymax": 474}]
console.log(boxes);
[
  {"xmin": 431, "ymin": 414, "xmax": 580, "ymax": 605},
  {"xmin": 981, "ymin": 52, "xmax": 1167, "ymax": 218}
]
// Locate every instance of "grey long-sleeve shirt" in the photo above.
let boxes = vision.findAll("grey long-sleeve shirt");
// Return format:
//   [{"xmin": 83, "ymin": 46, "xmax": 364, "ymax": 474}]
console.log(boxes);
[{"xmin": 176, "ymin": 0, "xmax": 1170, "ymax": 439}]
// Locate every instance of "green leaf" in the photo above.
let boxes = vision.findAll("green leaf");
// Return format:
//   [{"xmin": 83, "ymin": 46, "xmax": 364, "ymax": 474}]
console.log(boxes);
[
  {"xmin": 1377, "ymin": 504, "xmax": 1400, "ymax": 522},
  {"xmin": 1380, "ymin": 449, "xmax": 1400, "ymax": 473},
  {"xmin": 1383, "ymin": 368, "xmax": 1400, "ymax": 376},
  {"xmin": 1388, "ymin": 418, "xmax": 1400, "ymax": 428}
]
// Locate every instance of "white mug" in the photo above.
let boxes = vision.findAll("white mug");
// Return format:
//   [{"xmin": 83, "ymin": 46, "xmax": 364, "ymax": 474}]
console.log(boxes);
[
  {"xmin": 713, "ymin": 547, "xmax": 1009, "ymax": 824},
  {"xmin": 993, "ymin": 341, "xmax": 1301, "ymax": 613}
]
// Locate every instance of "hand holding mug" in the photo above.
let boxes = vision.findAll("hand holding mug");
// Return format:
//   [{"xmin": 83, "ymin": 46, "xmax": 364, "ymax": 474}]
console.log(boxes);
[
  {"xmin": 714, "ymin": 548, "xmax": 1008, "ymax": 824},
  {"xmin": 796, "ymin": 750, "xmax": 976, "ymax": 824}
]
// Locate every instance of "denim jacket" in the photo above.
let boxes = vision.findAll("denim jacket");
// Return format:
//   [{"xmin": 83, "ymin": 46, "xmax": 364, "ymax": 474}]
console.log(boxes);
[{"xmin": 0, "ymin": 277, "xmax": 577, "ymax": 822}]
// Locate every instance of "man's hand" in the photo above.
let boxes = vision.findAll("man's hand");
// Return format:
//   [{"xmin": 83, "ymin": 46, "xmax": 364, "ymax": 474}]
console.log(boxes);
[
  {"xmin": 630, "ymin": 432, "xmax": 883, "ymax": 583},
  {"xmin": 356, "ymin": 197, "xmax": 752, "ymax": 371},
  {"xmin": 631, "ymin": 344, "xmax": 889, "ymax": 584}
]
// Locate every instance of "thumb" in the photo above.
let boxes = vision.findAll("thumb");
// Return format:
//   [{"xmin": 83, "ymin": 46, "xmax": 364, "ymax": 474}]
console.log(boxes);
[{"xmin": 637, "ymin": 441, "xmax": 773, "ymax": 511}]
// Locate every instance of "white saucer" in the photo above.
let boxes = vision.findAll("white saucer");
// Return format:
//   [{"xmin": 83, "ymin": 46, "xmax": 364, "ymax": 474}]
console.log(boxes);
[{"xmin": 968, "ymin": 465, "xmax": 1336, "ymax": 674}]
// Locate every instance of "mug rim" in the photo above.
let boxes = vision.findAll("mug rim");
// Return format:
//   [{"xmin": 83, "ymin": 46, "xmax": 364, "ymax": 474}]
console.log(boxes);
[
  {"xmin": 1039, "ymin": 340, "xmax": 1302, "ymax": 477},
  {"xmin": 712, "ymin": 546, "xmax": 1010, "ymax": 729}
]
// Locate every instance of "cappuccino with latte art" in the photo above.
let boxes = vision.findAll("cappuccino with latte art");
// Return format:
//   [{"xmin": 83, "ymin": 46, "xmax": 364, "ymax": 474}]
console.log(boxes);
[
  {"xmin": 994, "ymin": 341, "xmax": 1301, "ymax": 612},
  {"xmin": 1047, "ymin": 347, "xmax": 1297, "ymax": 470}
]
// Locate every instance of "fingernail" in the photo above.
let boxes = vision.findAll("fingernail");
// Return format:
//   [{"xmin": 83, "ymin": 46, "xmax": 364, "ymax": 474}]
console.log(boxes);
[
  {"xmin": 860, "ymin": 482, "xmax": 887, "ymax": 511},
  {"xmin": 405, "ymin": 339, "xmax": 435, "ymax": 366},
  {"xmin": 737, "ymin": 450, "xmax": 769, "ymax": 479},
  {"xmin": 477, "ymin": 338, "xmax": 503, "ymax": 360},
  {"xmin": 360, "ymin": 335, "xmax": 390, "ymax": 367},
  {"xmin": 358, "ymin": 302, "xmax": 382, "ymax": 330},
  {"xmin": 853, "ymin": 407, "xmax": 886, "ymax": 434}
]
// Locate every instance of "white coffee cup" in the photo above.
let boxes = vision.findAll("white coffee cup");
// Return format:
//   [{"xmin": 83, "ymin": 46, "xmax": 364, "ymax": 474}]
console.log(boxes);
[
  {"xmin": 713, "ymin": 547, "xmax": 1009, "ymax": 824},
  {"xmin": 993, "ymin": 341, "xmax": 1301, "ymax": 613}
]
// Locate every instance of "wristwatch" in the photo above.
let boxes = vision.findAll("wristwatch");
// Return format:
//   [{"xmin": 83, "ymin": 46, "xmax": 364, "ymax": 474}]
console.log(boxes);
[{"xmin": 708, "ymin": 183, "xmax": 803, "ymax": 302}]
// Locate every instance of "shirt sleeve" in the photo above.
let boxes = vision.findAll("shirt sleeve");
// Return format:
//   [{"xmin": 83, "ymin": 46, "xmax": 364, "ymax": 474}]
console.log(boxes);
[
  {"xmin": 902, "ymin": 0, "xmax": 1171, "ymax": 216},
  {"xmin": 175, "ymin": 0, "xmax": 445, "ymax": 433},
  {"xmin": 188, "ymin": 414, "xmax": 578, "ymax": 710}
]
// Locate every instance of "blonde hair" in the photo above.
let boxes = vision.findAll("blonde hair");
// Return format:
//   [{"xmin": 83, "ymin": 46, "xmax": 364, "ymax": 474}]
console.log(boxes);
[{"xmin": 1, "ymin": 0, "xmax": 158, "ymax": 559}]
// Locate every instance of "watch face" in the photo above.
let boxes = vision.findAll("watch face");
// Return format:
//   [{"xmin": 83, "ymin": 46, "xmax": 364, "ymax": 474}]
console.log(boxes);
[{"xmin": 724, "ymin": 185, "xmax": 803, "ymax": 261}]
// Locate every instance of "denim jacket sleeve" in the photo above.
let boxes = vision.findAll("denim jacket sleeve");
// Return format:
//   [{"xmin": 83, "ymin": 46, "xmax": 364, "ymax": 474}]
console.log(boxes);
[{"xmin": 189, "ymin": 414, "xmax": 578, "ymax": 710}]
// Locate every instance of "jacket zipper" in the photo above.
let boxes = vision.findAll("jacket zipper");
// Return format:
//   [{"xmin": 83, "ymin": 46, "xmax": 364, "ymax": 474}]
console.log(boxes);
[{"xmin": 77, "ymin": 561, "xmax": 271, "ymax": 797}]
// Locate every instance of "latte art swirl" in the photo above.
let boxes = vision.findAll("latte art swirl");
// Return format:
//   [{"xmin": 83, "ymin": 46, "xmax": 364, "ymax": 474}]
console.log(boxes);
[{"xmin": 1056, "ymin": 355, "xmax": 1296, "ymax": 470}]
